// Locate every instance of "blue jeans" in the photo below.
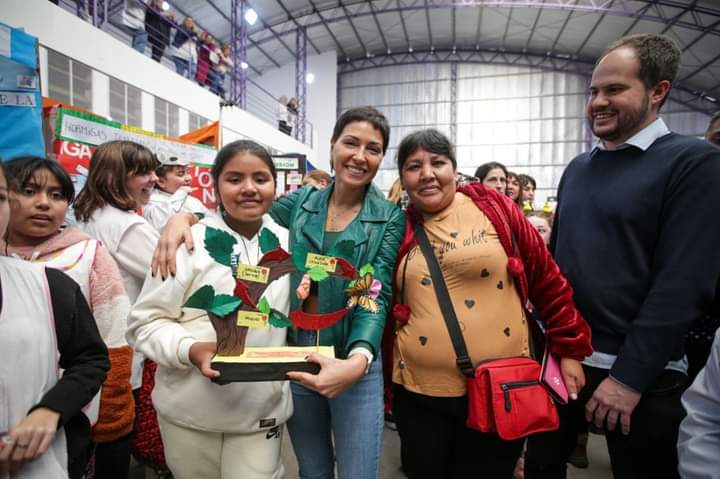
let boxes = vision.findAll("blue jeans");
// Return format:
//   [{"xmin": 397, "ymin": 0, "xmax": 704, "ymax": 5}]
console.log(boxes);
[
  {"xmin": 130, "ymin": 28, "xmax": 148, "ymax": 54},
  {"xmin": 287, "ymin": 331, "xmax": 383, "ymax": 479}
]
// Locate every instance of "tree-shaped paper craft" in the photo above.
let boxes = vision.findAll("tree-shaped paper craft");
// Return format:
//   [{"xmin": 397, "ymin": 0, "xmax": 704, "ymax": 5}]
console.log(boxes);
[{"xmin": 183, "ymin": 226, "xmax": 378, "ymax": 358}]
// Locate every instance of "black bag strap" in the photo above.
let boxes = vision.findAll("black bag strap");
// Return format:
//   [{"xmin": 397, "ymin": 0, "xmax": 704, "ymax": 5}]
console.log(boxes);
[{"xmin": 414, "ymin": 223, "xmax": 475, "ymax": 378}]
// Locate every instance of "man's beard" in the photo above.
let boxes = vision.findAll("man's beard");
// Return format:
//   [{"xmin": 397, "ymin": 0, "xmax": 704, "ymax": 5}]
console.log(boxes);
[{"xmin": 590, "ymin": 97, "xmax": 650, "ymax": 142}]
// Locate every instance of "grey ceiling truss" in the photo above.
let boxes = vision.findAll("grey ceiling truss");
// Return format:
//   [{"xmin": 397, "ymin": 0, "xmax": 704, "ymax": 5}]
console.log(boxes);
[
  {"xmin": 274, "ymin": 0, "xmax": 322, "ymax": 54},
  {"xmin": 307, "ymin": 0, "xmax": 349, "ymax": 59},
  {"xmin": 369, "ymin": 1, "xmax": 390, "ymax": 53},
  {"xmin": 337, "ymin": 48, "xmax": 718, "ymax": 115}
]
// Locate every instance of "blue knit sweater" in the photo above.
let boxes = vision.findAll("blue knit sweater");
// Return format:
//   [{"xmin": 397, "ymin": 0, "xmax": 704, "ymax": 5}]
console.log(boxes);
[{"xmin": 551, "ymin": 132, "xmax": 720, "ymax": 392}]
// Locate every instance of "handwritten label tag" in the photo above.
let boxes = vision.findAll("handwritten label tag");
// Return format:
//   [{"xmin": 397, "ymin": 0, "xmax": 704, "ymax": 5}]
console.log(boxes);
[
  {"xmin": 236, "ymin": 264, "xmax": 270, "ymax": 283},
  {"xmin": 305, "ymin": 253, "xmax": 337, "ymax": 272},
  {"xmin": 237, "ymin": 311, "xmax": 268, "ymax": 328}
]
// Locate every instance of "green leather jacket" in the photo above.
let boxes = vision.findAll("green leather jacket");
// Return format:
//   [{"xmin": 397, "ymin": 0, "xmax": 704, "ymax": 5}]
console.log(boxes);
[{"xmin": 270, "ymin": 183, "xmax": 405, "ymax": 358}]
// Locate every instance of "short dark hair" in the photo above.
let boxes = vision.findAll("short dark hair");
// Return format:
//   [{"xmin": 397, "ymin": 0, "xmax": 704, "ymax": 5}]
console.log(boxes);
[
  {"xmin": 474, "ymin": 162, "xmax": 508, "ymax": 182},
  {"xmin": 331, "ymin": 106, "xmax": 390, "ymax": 154},
  {"xmin": 602, "ymin": 33, "xmax": 680, "ymax": 108},
  {"xmin": 396, "ymin": 129, "xmax": 456, "ymax": 174},
  {"xmin": 4, "ymin": 156, "xmax": 75, "ymax": 203},
  {"xmin": 518, "ymin": 173, "xmax": 536, "ymax": 190},
  {"xmin": 156, "ymin": 164, "xmax": 186, "ymax": 178},
  {"xmin": 211, "ymin": 140, "xmax": 276, "ymax": 210}
]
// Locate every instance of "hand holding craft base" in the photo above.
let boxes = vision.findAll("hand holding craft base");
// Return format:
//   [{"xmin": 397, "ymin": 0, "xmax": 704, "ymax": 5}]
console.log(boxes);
[{"xmin": 211, "ymin": 346, "xmax": 335, "ymax": 384}]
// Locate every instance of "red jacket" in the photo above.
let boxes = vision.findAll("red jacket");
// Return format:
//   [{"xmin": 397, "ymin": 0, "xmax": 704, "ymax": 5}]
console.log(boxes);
[{"xmin": 383, "ymin": 183, "xmax": 592, "ymax": 401}]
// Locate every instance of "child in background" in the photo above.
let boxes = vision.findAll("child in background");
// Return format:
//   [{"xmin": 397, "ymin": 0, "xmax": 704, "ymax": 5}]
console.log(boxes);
[
  {"xmin": 2, "ymin": 157, "xmax": 134, "ymax": 479},
  {"xmin": 0, "ymin": 162, "xmax": 109, "ymax": 479},
  {"xmin": 127, "ymin": 140, "xmax": 292, "ymax": 479},
  {"xmin": 525, "ymin": 211, "xmax": 552, "ymax": 245},
  {"xmin": 143, "ymin": 156, "xmax": 208, "ymax": 232},
  {"xmin": 301, "ymin": 169, "xmax": 332, "ymax": 189}
]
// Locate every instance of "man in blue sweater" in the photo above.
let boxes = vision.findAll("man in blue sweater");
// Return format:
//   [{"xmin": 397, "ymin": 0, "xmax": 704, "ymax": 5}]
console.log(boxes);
[{"xmin": 525, "ymin": 34, "xmax": 720, "ymax": 478}]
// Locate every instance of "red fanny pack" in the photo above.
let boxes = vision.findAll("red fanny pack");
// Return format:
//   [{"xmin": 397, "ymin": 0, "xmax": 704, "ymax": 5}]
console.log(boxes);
[{"xmin": 466, "ymin": 357, "xmax": 559, "ymax": 440}]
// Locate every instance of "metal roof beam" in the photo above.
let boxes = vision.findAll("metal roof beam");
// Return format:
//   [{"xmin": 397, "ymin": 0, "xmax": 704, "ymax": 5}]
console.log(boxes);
[
  {"xmin": 574, "ymin": 0, "xmax": 613, "ymax": 58},
  {"xmin": 369, "ymin": 2, "xmax": 390, "ymax": 53},
  {"xmin": 680, "ymin": 51, "xmax": 720, "ymax": 83},
  {"xmin": 474, "ymin": 6, "xmax": 483, "ymax": 49},
  {"xmin": 424, "ymin": 0, "xmax": 434, "ymax": 48},
  {"xmin": 201, "ymin": 0, "xmax": 281, "ymax": 68},
  {"xmin": 307, "ymin": 0, "xmax": 349, "ymax": 59},
  {"xmin": 659, "ymin": 0, "xmax": 697, "ymax": 34},
  {"xmin": 619, "ymin": 2, "xmax": 653, "ymax": 37},
  {"xmin": 397, "ymin": 0, "xmax": 412, "ymax": 51},
  {"xmin": 524, "ymin": 8, "xmax": 543, "ymax": 52},
  {"xmin": 550, "ymin": 2, "xmax": 576, "ymax": 52},
  {"xmin": 501, "ymin": 6, "xmax": 514, "ymax": 50},
  {"xmin": 273, "ymin": 0, "xmax": 321, "ymax": 54},
  {"xmin": 341, "ymin": 3, "xmax": 370, "ymax": 55},
  {"xmin": 250, "ymin": 1, "xmax": 720, "ymax": 44},
  {"xmin": 337, "ymin": 48, "xmax": 718, "ymax": 115}
]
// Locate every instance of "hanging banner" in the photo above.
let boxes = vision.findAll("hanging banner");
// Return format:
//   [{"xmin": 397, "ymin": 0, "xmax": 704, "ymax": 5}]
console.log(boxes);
[
  {"xmin": 55, "ymin": 108, "xmax": 217, "ymax": 165},
  {"xmin": 53, "ymin": 140, "xmax": 217, "ymax": 210}
]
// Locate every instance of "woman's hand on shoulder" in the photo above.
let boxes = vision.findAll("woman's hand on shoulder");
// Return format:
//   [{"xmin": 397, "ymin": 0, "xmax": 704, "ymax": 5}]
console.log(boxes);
[
  {"xmin": 287, "ymin": 353, "xmax": 367, "ymax": 398},
  {"xmin": 0, "ymin": 407, "xmax": 60, "ymax": 475},
  {"xmin": 560, "ymin": 357, "xmax": 585, "ymax": 401},
  {"xmin": 151, "ymin": 212, "xmax": 197, "ymax": 280}
]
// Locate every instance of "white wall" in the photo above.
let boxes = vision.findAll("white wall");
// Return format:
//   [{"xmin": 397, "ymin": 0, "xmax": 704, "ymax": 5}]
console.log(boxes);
[
  {"xmin": 251, "ymin": 50, "xmax": 337, "ymax": 171},
  {"xmin": 2, "ymin": 0, "xmax": 314, "ymax": 162}
]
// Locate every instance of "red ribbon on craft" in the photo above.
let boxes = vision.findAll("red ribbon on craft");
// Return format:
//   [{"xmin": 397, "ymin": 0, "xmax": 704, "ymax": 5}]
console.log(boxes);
[{"xmin": 290, "ymin": 308, "xmax": 350, "ymax": 330}]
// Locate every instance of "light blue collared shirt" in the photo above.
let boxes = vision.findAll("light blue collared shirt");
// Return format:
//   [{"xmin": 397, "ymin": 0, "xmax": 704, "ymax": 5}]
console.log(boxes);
[{"xmin": 592, "ymin": 117, "xmax": 671, "ymax": 154}]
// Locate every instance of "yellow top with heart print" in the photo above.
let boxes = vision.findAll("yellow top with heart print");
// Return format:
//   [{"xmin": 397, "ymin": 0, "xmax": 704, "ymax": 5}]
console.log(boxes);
[{"xmin": 393, "ymin": 193, "xmax": 529, "ymax": 397}]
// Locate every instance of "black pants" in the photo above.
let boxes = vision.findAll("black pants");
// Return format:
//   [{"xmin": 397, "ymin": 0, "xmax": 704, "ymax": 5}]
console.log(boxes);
[
  {"xmin": 94, "ymin": 433, "xmax": 132, "ymax": 479},
  {"xmin": 393, "ymin": 384, "xmax": 524, "ymax": 479},
  {"xmin": 524, "ymin": 366, "xmax": 688, "ymax": 479}
]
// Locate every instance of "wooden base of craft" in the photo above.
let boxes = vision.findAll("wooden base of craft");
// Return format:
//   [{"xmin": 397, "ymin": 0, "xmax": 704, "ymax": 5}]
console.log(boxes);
[{"xmin": 211, "ymin": 346, "xmax": 335, "ymax": 384}]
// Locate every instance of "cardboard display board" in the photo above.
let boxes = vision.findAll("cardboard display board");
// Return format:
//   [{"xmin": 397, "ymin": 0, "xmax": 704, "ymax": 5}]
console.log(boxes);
[{"xmin": 272, "ymin": 153, "xmax": 307, "ymax": 194}]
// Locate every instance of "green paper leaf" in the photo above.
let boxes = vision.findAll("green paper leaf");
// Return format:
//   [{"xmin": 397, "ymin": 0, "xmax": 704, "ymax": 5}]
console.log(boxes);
[
  {"xmin": 308, "ymin": 266, "xmax": 329, "ymax": 282},
  {"xmin": 257, "ymin": 297, "xmax": 271, "ymax": 315},
  {"xmin": 209, "ymin": 294, "xmax": 242, "ymax": 317},
  {"xmin": 259, "ymin": 228, "xmax": 281, "ymax": 254},
  {"xmin": 291, "ymin": 244, "xmax": 310, "ymax": 272},
  {"xmin": 269, "ymin": 309, "xmax": 292, "ymax": 328},
  {"xmin": 327, "ymin": 240, "xmax": 354, "ymax": 261},
  {"xmin": 205, "ymin": 227, "xmax": 237, "ymax": 267},
  {"xmin": 359, "ymin": 264, "xmax": 375, "ymax": 276},
  {"xmin": 184, "ymin": 285, "xmax": 215, "ymax": 310}
]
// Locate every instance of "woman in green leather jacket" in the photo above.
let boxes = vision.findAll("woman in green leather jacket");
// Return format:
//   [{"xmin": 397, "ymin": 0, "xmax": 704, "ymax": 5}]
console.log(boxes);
[{"xmin": 152, "ymin": 106, "xmax": 404, "ymax": 479}]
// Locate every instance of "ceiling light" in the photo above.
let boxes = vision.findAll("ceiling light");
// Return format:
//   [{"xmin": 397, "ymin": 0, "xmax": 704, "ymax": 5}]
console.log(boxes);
[
  {"xmin": 306, "ymin": 73, "xmax": 315, "ymax": 84},
  {"xmin": 161, "ymin": 1, "xmax": 170, "ymax": 10},
  {"xmin": 408, "ymin": 47, "xmax": 413, "ymax": 53},
  {"xmin": 245, "ymin": 8, "xmax": 258, "ymax": 25},
  {"xmin": 240, "ymin": 61, "xmax": 249, "ymax": 69}
]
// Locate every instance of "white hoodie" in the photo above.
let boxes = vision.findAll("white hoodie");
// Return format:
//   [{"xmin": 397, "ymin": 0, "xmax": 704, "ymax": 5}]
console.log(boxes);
[
  {"xmin": 143, "ymin": 188, "xmax": 209, "ymax": 232},
  {"xmin": 127, "ymin": 212, "xmax": 292, "ymax": 433}
]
